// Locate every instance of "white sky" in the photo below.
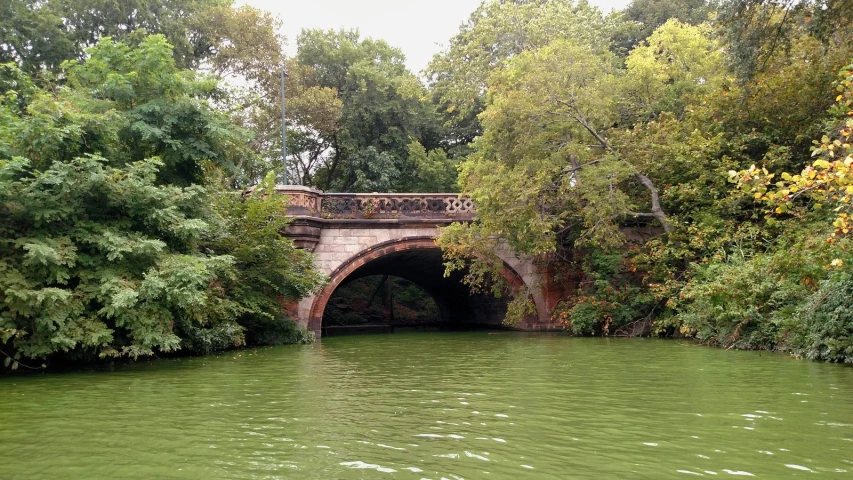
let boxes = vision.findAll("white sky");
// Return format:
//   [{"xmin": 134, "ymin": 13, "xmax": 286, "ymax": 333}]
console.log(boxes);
[{"xmin": 240, "ymin": 0, "xmax": 631, "ymax": 73}]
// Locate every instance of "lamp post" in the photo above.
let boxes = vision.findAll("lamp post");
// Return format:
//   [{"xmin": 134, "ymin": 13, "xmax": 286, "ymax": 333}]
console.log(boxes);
[{"xmin": 281, "ymin": 68, "xmax": 288, "ymax": 185}]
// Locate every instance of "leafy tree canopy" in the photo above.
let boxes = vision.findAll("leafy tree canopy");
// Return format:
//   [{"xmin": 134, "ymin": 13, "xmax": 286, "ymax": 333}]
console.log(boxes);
[
  {"xmin": 0, "ymin": 37, "xmax": 323, "ymax": 369},
  {"xmin": 292, "ymin": 28, "xmax": 442, "ymax": 192},
  {"xmin": 426, "ymin": 0, "xmax": 629, "ymax": 151}
]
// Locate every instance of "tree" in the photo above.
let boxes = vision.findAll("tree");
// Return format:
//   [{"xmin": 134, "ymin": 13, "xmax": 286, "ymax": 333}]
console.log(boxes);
[
  {"xmin": 735, "ymin": 59, "xmax": 853, "ymax": 245},
  {"xmin": 717, "ymin": 0, "xmax": 853, "ymax": 79},
  {"xmin": 1, "ymin": 34, "xmax": 256, "ymax": 185},
  {"xmin": 713, "ymin": 18, "xmax": 853, "ymax": 170},
  {"xmin": 441, "ymin": 39, "xmax": 675, "ymax": 256},
  {"xmin": 1, "ymin": 1, "xmax": 291, "ymax": 186},
  {"xmin": 0, "ymin": 37, "xmax": 323, "ymax": 368},
  {"xmin": 294, "ymin": 29, "xmax": 441, "ymax": 192},
  {"xmin": 623, "ymin": 19, "xmax": 726, "ymax": 120},
  {"xmin": 406, "ymin": 141, "xmax": 458, "ymax": 193},
  {"xmin": 612, "ymin": 0, "xmax": 711, "ymax": 52},
  {"xmin": 207, "ymin": 173, "xmax": 325, "ymax": 346},
  {"xmin": 0, "ymin": 155, "xmax": 240, "ymax": 361},
  {"xmin": 0, "ymin": 0, "xmax": 287, "ymax": 74},
  {"xmin": 426, "ymin": 0, "xmax": 626, "ymax": 152},
  {"xmin": 438, "ymin": 21, "xmax": 730, "ymax": 328}
]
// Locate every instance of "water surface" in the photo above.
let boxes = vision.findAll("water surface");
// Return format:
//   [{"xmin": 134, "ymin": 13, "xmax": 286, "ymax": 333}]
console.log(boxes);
[{"xmin": 1, "ymin": 333, "xmax": 852, "ymax": 479}]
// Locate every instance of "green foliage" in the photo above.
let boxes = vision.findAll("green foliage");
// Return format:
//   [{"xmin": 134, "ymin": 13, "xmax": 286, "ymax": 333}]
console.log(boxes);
[
  {"xmin": 613, "ymin": 0, "xmax": 711, "ymax": 53},
  {"xmin": 674, "ymin": 229, "xmax": 851, "ymax": 354},
  {"xmin": 207, "ymin": 173, "xmax": 325, "ymax": 345},
  {"xmin": 717, "ymin": 0, "xmax": 853, "ymax": 80},
  {"xmin": 1, "ymin": 35, "xmax": 256, "ymax": 186},
  {"xmin": 789, "ymin": 269, "xmax": 853, "ymax": 363},
  {"xmin": 623, "ymin": 19, "xmax": 726, "ymax": 119},
  {"xmin": 0, "ymin": 0, "xmax": 276, "ymax": 74},
  {"xmin": 435, "ymin": 2, "xmax": 853, "ymax": 364},
  {"xmin": 0, "ymin": 155, "xmax": 239, "ymax": 360},
  {"xmin": 440, "ymin": 31, "xmax": 701, "ymax": 270},
  {"xmin": 346, "ymin": 147, "xmax": 401, "ymax": 193},
  {"xmin": 426, "ymin": 0, "xmax": 627, "ymax": 149},
  {"xmin": 502, "ymin": 291, "xmax": 536, "ymax": 328},
  {"xmin": 0, "ymin": 36, "xmax": 322, "ymax": 369},
  {"xmin": 676, "ymin": 253, "xmax": 804, "ymax": 349},
  {"xmin": 295, "ymin": 29, "xmax": 442, "ymax": 192},
  {"xmin": 406, "ymin": 141, "xmax": 458, "ymax": 193},
  {"xmin": 552, "ymin": 247, "xmax": 656, "ymax": 335}
]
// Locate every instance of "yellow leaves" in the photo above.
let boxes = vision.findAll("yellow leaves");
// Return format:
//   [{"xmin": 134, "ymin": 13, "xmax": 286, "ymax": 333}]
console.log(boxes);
[
  {"xmin": 830, "ymin": 258, "xmax": 844, "ymax": 268},
  {"xmin": 730, "ymin": 64, "xmax": 853, "ymax": 239}
]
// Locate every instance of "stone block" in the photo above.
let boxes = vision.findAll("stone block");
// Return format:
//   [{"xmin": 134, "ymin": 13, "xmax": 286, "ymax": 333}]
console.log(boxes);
[
  {"xmin": 373, "ymin": 232, "xmax": 392, "ymax": 243},
  {"xmin": 325, "ymin": 228, "xmax": 349, "ymax": 239},
  {"xmin": 328, "ymin": 252, "xmax": 351, "ymax": 262}
]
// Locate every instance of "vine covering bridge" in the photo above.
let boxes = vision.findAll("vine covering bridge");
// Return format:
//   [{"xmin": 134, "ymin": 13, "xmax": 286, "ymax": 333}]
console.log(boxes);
[{"xmin": 275, "ymin": 186, "xmax": 562, "ymax": 337}]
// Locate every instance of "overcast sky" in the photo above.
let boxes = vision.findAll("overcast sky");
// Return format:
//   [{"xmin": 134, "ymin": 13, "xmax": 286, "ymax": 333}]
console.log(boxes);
[{"xmin": 240, "ymin": 0, "xmax": 631, "ymax": 73}]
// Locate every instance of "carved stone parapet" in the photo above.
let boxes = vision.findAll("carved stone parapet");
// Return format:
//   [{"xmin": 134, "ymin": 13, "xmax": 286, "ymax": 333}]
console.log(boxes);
[
  {"xmin": 274, "ymin": 185, "xmax": 323, "ymax": 216},
  {"xmin": 320, "ymin": 193, "xmax": 475, "ymax": 219},
  {"xmin": 266, "ymin": 186, "xmax": 476, "ymax": 250}
]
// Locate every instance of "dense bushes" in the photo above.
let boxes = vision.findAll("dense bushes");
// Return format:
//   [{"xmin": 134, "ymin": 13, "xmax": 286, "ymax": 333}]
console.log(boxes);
[
  {"xmin": 553, "ymin": 248, "xmax": 656, "ymax": 336},
  {"xmin": 0, "ymin": 158, "xmax": 323, "ymax": 366},
  {"xmin": 790, "ymin": 272, "xmax": 853, "ymax": 362},
  {"xmin": 0, "ymin": 37, "xmax": 323, "ymax": 369},
  {"xmin": 672, "ymin": 230, "xmax": 853, "ymax": 362}
]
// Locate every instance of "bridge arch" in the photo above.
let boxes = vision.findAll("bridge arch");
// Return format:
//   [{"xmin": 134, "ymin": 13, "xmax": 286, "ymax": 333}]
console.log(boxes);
[{"xmin": 306, "ymin": 236, "xmax": 537, "ymax": 334}]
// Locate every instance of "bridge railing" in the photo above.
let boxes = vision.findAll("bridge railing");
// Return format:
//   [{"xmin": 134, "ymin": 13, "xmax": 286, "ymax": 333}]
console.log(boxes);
[
  {"xmin": 322, "ymin": 193, "xmax": 474, "ymax": 219},
  {"xmin": 273, "ymin": 186, "xmax": 475, "ymax": 220}
]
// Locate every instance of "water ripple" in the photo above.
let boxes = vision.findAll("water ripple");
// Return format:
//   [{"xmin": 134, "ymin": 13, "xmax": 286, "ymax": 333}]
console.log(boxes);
[{"xmin": 1, "ymin": 333, "xmax": 852, "ymax": 479}]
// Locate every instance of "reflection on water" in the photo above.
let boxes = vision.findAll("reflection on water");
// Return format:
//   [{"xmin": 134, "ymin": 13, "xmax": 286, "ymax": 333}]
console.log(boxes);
[{"xmin": 1, "ymin": 333, "xmax": 852, "ymax": 479}]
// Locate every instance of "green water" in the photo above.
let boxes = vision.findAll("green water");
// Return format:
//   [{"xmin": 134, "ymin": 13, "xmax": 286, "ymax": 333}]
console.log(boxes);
[{"xmin": 1, "ymin": 333, "xmax": 852, "ymax": 479}]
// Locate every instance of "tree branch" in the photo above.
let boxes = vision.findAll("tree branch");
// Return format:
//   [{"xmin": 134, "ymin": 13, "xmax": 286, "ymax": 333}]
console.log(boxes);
[{"xmin": 557, "ymin": 100, "xmax": 672, "ymax": 234}]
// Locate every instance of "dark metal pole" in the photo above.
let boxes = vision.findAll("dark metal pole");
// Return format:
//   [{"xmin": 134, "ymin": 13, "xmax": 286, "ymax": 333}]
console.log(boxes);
[{"xmin": 281, "ymin": 69, "xmax": 288, "ymax": 185}]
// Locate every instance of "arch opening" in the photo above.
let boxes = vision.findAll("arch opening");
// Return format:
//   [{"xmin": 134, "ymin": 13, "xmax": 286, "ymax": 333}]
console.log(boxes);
[
  {"xmin": 322, "ymin": 275, "xmax": 444, "ymax": 335},
  {"xmin": 310, "ymin": 238, "xmax": 535, "ymax": 336}
]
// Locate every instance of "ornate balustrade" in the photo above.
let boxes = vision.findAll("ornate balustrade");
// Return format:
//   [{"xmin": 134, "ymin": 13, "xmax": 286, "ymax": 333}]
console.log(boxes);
[
  {"xmin": 273, "ymin": 186, "xmax": 475, "ymax": 220},
  {"xmin": 321, "ymin": 193, "xmax": 474, "ymax": 219}
]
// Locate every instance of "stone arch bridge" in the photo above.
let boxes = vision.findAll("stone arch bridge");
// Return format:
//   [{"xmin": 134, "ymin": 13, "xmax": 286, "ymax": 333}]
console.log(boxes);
[{"xmin": 276, "ymin": 186, "xmax": 562, "ymax": 337}]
